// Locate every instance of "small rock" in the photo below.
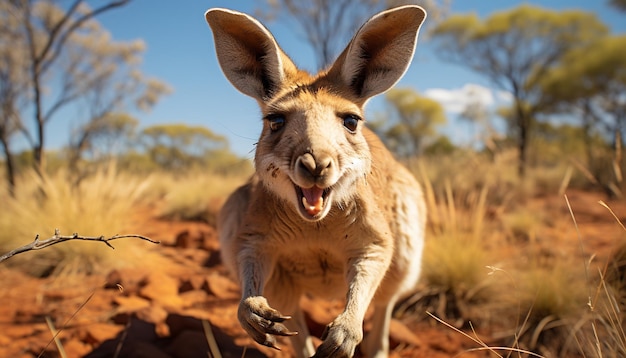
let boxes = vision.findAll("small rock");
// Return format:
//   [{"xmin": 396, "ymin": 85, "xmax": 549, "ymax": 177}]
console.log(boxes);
[
  {"xmin": 200, "ymin": 228, "xmax": 219, "ymax": 251},
  {"xmin": 2, "ymin": 323, "xmax": 47, "ymax": 339},
  {"xmin": 114, "ymin": 295, "xmax": 151, "ymax": 312},
  {"xmin": 139, "ymin": 272, "xmax": 183, "ymax": 309},
  {"xmin": 62, "ymin": 338, "xmax": 91, "ymax": 357},
  {"xmin": 174, "ymin": 230, "xmax": 195, "ymax": 249},
  {"xmin": 180, "ymin": 290, "xmax": 209, "ymax": 308},
  {"xmin": 204, "ymin": 250, "xmax": 222, "ymax": 267},
  {"xmin": 179, "ymin": 274, "xmax": 206, "ymax": 293},
  {"xmin": 82, "ymin": 323, "xmax": 124, "ymax": 345},
  {"xmin": 0, "ymin": 334, "xmax": 10, "ymax": 346},
  {"xmin": 136, "ymin": 305, "xmax": 169, "ymax": 326},
  {"xmin": 155, "ymin": 322, "xmax": 170, "ymax": 337},
  {"xmin": 111, "ymin": 312, "xmax": 132, "ymax": 325},
  {"xmin": 203, "ymin": 272, "xmax": 240, "ymax": 300}
]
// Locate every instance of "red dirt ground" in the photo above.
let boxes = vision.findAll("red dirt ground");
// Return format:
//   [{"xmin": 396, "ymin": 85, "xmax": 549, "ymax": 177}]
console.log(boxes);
[{"xmin": 0, "ymin": 189, "xmax": 624, "ymax": 358}]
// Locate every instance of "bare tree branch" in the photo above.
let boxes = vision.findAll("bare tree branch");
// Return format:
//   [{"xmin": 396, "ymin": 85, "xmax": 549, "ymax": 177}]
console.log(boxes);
[
  {"xmin": 19, "ymin": 0, "xmax": 133, "ymax": 175},
  {"xmin": 0, "ymin": 229, "xmax": 159, "ymax": 263},
  {"xmin": 34, "ymin": 0, "xmax": 132, "ymax": 77}
]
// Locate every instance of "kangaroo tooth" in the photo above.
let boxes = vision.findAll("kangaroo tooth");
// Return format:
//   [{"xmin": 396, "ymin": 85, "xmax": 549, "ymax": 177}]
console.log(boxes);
[{"xmin": 302, "ymin": 196, "xmax": 324, "ymax": 215}]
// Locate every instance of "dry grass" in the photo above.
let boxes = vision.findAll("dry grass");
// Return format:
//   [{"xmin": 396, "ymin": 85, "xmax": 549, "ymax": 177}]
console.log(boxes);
[
  {"xmin": 404, "ymin": 150, "xmax": 626, "ymax": 357},
  {"xmin": 400, "ymin": 159, "xmax": 498, "ymax": 327},
  {"xmin": 501, "ymin": 208, "xmax": 544, "ymax": 242},
  {"xmin": 1, "ymin": 147, "xmax": 623, "ymax": 357},
  {"xmin": 0, "ymin": 164, "xmax": 154, "ymax": 276},
  {"xmin": 154, "ymin": 170, "xmax": 250, "ymax": 223},
  {"xmin": 0, "ymin": 163, "xmax": 251, "ymax": 276},
  {"xmin": 587, "ymin": 202, "xmax": 626, "ymax": 357}
]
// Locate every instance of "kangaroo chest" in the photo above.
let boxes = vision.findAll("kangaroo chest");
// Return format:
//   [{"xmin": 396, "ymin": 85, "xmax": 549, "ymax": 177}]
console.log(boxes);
[{"xmin": 265, "ymin": 213, "xmax": 363, "ymax": 294}]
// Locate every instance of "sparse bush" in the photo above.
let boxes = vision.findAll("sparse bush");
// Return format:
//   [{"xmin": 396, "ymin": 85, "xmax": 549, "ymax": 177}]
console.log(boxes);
[
  {"xmin": 519, "ymin": 263, "xmax": 588, "ymax": 323},
  {"xmin": 502, "ymin": 208, "xmax": 544, "ymax": 242}
]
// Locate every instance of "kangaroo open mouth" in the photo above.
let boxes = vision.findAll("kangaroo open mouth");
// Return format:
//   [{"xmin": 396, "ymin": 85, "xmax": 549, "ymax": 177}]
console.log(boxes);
[{"xmin": 295, "ymin": 185, "xmax": 331, "ymax": 220}]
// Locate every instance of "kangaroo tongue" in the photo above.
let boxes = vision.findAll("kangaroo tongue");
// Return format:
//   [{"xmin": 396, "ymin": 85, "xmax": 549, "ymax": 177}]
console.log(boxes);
[{"xmin": 301, "ymin": 186, "xmax": 324, "ymax": 216}]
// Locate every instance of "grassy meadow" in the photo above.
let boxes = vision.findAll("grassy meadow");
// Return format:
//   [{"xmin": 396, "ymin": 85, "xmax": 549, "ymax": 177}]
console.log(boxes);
[{"xmin": 0, "ymin": 149, "xmax": 624, "ymax": 357}]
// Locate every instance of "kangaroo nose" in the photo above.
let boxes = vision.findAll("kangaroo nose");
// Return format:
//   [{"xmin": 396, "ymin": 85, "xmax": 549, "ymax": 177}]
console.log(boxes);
[{"xmin": 298, "ymin": 152, "xmax": 332, "ymax": 178}]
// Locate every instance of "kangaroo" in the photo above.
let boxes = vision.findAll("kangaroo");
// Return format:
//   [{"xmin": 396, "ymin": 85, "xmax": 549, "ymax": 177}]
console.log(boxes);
[{"xmin": 205, "ymin": 6, "xmax": 427, "ymax": 358}]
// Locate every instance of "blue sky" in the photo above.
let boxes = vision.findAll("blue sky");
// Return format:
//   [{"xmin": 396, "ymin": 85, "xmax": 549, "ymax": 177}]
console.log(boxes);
[{"xmin": 51, "ymin": 0, "xmax": 626, "ymax": 158}]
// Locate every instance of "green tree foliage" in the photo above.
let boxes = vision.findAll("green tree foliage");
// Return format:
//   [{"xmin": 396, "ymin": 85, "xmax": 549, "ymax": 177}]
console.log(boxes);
[
  {"xmin": 432, "ymin": 5, "xmax": 608, "ymax": 177},
  {"xmin": 0, "ymin": 0, "xmax": 171, "ymax": 193},
  {"xmin": 378, "ymin": 88, "xmax": 447, "ymax": 157},
  {"xmin": 539, "ymin": 35, "xmax": 626, "ymax": 195},
  {"xmin": 77, "ymin": 113, "xmax": 139, "ymax": 156},
  {"xmin": 539, "ymin": 35, "xmax": 626, "ymax": 142},
  {"xmin": 256, "ymin": 0, "xmax": 450, "ymax": 69},
  {"xmin": 530, "ymin": 122, "xmax": 604, "ymax": 166},
  {"xmin": 424, "ymin": 135, "xmax": 456, "ymax": 156},
  {"xmin": 139, "ymin": 124, "xmax": 248, "ymax": 174},
  {"xmin": 68, "ymin": 112, "xmax": 139, "ymax": 171}
]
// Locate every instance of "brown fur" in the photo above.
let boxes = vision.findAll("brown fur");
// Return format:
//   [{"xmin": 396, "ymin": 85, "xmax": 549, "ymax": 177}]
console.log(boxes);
[{"xmin": 205, "ymin": 6, "xmax": 427, "ymax": 358}]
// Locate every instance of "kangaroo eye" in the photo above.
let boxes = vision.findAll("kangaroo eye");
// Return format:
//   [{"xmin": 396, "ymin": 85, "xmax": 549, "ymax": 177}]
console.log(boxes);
[
  {"xmin": 342, "ymin": 114, "xmax": 360, "ymax": 133},
  {"xmin": 266, "ymin": 115, "xmax": 285, "ymax": 132}
]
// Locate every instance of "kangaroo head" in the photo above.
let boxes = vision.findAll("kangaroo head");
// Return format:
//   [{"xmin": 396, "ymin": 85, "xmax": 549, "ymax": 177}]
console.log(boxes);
[{"xmin": 205, "ymin": 6, "xmax": 426, "ymax": 222}]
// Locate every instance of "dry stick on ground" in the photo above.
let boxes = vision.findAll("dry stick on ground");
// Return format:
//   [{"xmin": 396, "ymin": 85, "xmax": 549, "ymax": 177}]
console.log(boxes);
[{"xmin": 0, "ymin": 229, "xmax": 160, "ymax": 263}]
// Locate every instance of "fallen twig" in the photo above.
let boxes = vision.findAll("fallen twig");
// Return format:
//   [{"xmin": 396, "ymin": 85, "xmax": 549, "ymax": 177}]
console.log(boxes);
[{"xmin": 0, "ymin": 229, "xmax": 159, "ymax": 263}]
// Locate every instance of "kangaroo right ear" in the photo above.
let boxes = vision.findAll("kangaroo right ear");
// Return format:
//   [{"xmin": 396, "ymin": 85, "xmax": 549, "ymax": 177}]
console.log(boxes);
[
  {"xmin": 205, "ymin": 8, "xmax": 297, "ymax": 101},
  {"xmin": 327, "ymin": 5, "xmax": 427, "ymax": 105}
]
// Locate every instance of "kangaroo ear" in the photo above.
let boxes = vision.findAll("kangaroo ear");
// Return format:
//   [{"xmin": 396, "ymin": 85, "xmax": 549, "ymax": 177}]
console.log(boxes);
[
  {"xmin": 328, "ymin": 6, "xmax": 426, "ymax": 105},
  {"xmin": 205, "ymin": 8, "xmax": 297, "ymax": 101}
]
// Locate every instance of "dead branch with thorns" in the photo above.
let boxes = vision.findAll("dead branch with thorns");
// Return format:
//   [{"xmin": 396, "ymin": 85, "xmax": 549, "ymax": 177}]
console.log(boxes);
[{"xmin": 0, "ymin": 229, "xmax": 159, "ymax": 263}]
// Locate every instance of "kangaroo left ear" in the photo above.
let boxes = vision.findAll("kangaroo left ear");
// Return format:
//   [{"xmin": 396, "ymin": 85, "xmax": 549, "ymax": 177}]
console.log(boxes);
[
  {"xmin": 327, "ymin": 5, "xmax": 427, "ymax": 105},
  {"xmin": 205, "ymin": 8, "xmax": 298, "ymax": 101}
]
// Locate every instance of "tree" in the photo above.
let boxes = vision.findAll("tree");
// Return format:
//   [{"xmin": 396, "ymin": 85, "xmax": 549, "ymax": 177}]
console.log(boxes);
[
  {"xmin": 376, "ymin": 88, "xmax": 446, "ymax": 157},
  {"xmin": 539, "ymin": 35, "xmax": 626, "ymax": 195},
  {"xmin": 70, "ymin": 113, "xmax": 139, "ymax": 162},
  {"xmin": 67, "ymin": 112, "xmax": 139, "ymax": 183},
  {"xmin": 432, "ymin": 5, "xmax": 608, "ymax": 177},
  {"xmin": 457, "ymin": 85, "xmax": 501, "ymax": 152},
  {"xmin": 0, "ymin": 1, "xmax": 30, "ymax": 196},
  {"xmin": 0, "ymin": 0, "xmax": 170, "ymax": 193},
  {"xmin": 540, "ymin": 35, "xmax": 626, "ymax": 145},
  {"xmin": 0, "ymin": 51, "xmax": 21, "ymax": 197},
  {"xmin": 256, "ymin": 0, "xmax": 450, "ymax": 70},
  {"xmin": 140, "ymin": 124, "xmax": 229, "ymax": 171}
]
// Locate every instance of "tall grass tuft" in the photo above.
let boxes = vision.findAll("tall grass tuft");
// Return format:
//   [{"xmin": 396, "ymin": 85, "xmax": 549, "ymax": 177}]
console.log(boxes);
[
  {"xmin": 508, "ymin": 261, "xmax": 589, "ymax": 355},
  {"xmin": 0, "ymin": 164, "xmax": 153, "ymax": 277},
  {"xmin": 405, "ymin": 160, "xmax": 496, "ymax": 326},
  {"xmin": 590, "ymin": 204, "xmax": 626, "ymax": 357}
]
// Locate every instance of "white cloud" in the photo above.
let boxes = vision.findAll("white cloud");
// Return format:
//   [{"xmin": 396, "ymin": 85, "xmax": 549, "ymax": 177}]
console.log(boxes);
[
  {"xmin": 424, "ymin": 84, "xmax": 510, "ymax": 114},
  {"xmin": 495, "ymin": 90, "xmax": 514, "ymax": 103}
]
